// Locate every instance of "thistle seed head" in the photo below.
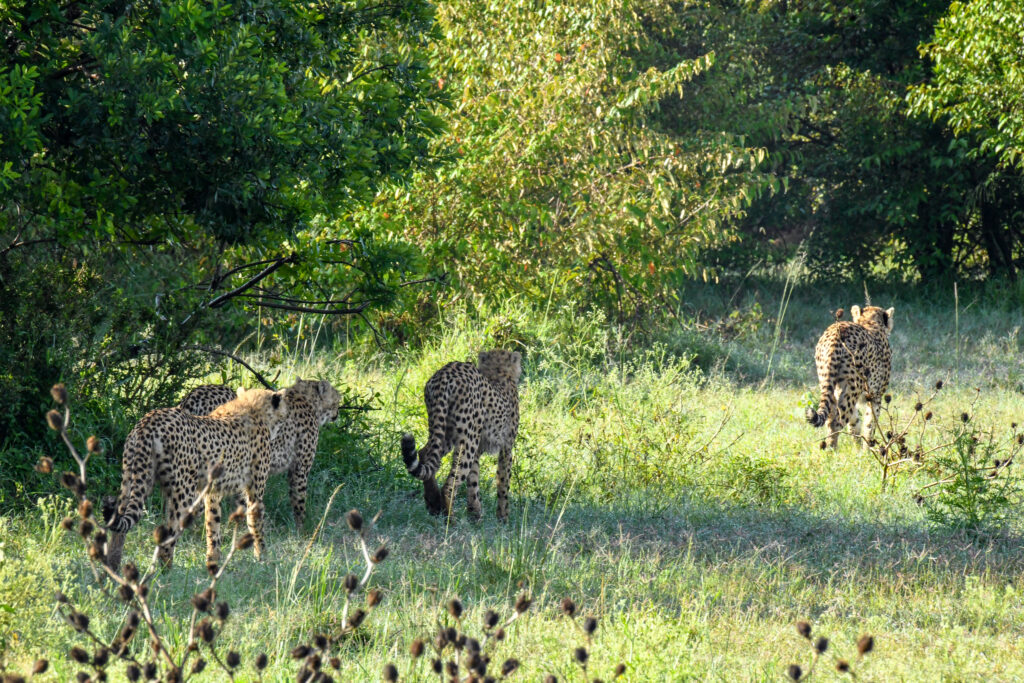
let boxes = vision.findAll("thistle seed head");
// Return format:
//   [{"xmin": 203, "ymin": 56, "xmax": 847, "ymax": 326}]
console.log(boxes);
[
  {"xmin": 346, "ymin": 509, "xmax": 363, "ymax": 532},
  {"xmin": 787, "ymin": 664, "xmax": 802, "ymax": 681},
  {"xmin": 348, "ymin": 608, "xmax": 367, "ymax": 629},
  {"xmin": 447, "ymin": 598, "xmax": 463, "ymax": 619},
  {"xmin": 857, "ymin": 635, "xmax": 874, "ymax": 655},
  {"xmin": 795, "ymin": 620, "xmax": 812, "ymax": 639},
  {"xmin": 46, "ymin": 410, "xmax": 64, "ymax": 431},
  {"xmin": 196, "ymin": 618, "xmax": 215, "ymax": 643},
  {"xmin": 51, "ymin": 384, "xmax": 68, "ymax": 405}
]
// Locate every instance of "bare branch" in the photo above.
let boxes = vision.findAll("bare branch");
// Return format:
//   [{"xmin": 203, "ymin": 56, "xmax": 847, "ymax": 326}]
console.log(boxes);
[
  {"xmin": 184, "ymin": 345, "xmax": 277, "ymax": 390},
  {"xmin": 207, "ymin": 253, "xmax": 300, "ymax": 309}
]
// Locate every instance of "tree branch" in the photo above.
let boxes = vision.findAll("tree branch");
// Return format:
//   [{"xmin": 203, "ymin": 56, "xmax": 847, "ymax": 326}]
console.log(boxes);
[
  {"xmin": 207, "ymin": 253, "xmax": 299, "ymax": 309},
  {"xmin": 184, "ymin": 345, "xmax": 277, "ymax": 389}
]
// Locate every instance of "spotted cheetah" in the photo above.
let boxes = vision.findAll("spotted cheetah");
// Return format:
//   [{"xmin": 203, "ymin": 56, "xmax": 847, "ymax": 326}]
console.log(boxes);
[
  {"xmin": 176, "ymin": 380, "xmax": 339, "ymax": 525},
  {"xmin": 179, "ymin": 384, "xmax": 238, "ymax": 416},
  {"xmin": 807, "ymin": 305, "xmax": 895, "ymax": 448},
  {"xmin": 402, "ymin": 350, "xmax": 521, "ymax": 520},
  {"xmin": 103, "ymin": 388, "xmax": 288, "ymax": 569}
]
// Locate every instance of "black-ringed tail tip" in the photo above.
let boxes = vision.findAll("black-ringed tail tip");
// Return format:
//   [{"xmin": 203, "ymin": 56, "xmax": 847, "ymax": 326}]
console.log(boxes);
[{"xmin": 401, "ymin": 433, "xmax": 417, "ymax": 467}]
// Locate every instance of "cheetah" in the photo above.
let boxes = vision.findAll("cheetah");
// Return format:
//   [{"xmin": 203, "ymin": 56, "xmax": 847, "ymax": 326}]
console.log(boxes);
[
  {"xmin": 807, "ymin": 305, "xmax": 895, "ymax": 448},
  {"xmin": 178, "ymin": 384, "xmax": 238, "ymax": 416},
  {"xmin": 103, "ymin": 388, "xmax": 288, "ymax": 569},
  {"xmin": 174, "ymin": 380, "xmax": 340, "ymax": 527},
  {"xmin": 402, "ymin": 350, "xmax": 521, "ymax": 521}
]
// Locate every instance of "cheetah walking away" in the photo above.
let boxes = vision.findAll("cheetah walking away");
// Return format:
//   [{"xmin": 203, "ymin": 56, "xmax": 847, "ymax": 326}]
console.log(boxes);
[
  {"xmin": 402, "ymin": 350, "xmax": 522, "ymax": 521},
  {"xmin": 807, "ymin": 305, "xmax": 895, "ymax": 448},
  {"xmin": 103, "ymin": 388, "xmax": 288, "ymax": 569}
]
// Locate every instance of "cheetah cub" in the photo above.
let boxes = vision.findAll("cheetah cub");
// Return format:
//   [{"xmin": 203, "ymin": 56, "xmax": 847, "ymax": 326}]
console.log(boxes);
[
  {"xmin": 402, "ymin": 350, "xmax": 522, "ymax": 520},
  {"xmin": 807, "ymin": 305, "xmax": 894, "ymax": 448}
]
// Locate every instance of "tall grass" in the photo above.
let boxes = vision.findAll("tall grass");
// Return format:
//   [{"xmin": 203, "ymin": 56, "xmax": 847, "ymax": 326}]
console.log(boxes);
[{"xmin": 3, "ymin": 285, "xmax": 1024, "ymax": 679}]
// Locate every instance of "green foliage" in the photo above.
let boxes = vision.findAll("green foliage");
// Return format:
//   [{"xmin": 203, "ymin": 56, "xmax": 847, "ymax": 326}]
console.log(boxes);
[
  {"xmin": 0, "ymin": 0, "xmax": 446, "ymax": 467},
  {"xmin": 910, "ymin": 0, "xmax": 1024, "ymax": 171},
  {"xmin": 1, "ymin": 0, "xmax": 444, "ymax": 242},
  {"xmin": 669, "ymin": 0, "xmax": 1024, "ymax": 281},
  {"xmin": 923, "ymin": 418, "xmax": 1022, "ymax": 536},
  {"xmin": 353, "ymin": 0, "xmax": 772, "ymax": 314}
]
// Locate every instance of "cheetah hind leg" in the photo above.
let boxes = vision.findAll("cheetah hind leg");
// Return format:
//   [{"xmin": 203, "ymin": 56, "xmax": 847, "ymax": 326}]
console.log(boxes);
[{"xmin": 402, "ymin": 434, "xmax": 443, "ymax": 515}]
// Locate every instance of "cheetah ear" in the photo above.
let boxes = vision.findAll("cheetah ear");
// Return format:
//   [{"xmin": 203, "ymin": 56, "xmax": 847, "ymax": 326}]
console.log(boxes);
[
  {"xmin": 850, "ymin": 305, "xmax": 861, "ymax": 320},
  {"xmin": 477, "ymin": 351, "xmax": 488, "ymax": 365},
  {"xmin": 317, "ymin": 380, "xmax": 326, "ymax": 396},
  {"xmin": 884, "ymin": 307, "xmax": 895, "ymax": 332},
  {"xmin": 271, "ymin": 392, "xmax": 282, "ymax": 410},
  {"xmin": 512, "ymin": 351, "xmax": 522, "ymax": 365}
]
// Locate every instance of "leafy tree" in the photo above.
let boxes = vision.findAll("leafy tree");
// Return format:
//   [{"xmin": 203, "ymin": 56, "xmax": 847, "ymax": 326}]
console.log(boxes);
[
  {"xmin": 910, "ymin": 0, "xmax": 1024, "ymax": 171},
  {"xmin": 668, "ymin": 0, "xmax": 1024, "ymax": 281},
  {"xmin": 0, "ymin": 0, "xmax": 444, "ymax": 452},
  {"xmin": 352, "ymin": 0, "xmax": 774, "ymax": 321}
]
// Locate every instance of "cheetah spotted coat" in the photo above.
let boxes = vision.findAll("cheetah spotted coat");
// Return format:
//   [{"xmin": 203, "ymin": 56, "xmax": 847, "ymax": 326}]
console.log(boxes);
[
  {"xmin": 103, "ymin": 389, "xmax": 287, "ymax": 569},
  {"xmin": 402, "ymin": 350, "xmax": 521, "ymax": 520},
  {"xmin": 807, "ymin": 305, "xmax": 894, "ymax": 448}
]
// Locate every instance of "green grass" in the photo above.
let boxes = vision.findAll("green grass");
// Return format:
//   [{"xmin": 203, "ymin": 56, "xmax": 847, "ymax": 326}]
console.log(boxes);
[{"xmin": 3, "ymin": 284, "xmax": 1024, "ymax": 680}]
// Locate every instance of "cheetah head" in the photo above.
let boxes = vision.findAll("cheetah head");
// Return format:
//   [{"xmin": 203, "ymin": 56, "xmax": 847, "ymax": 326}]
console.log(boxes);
[
  {"xmin": 477, "ymin": 349, "xmax": 522, "ymax": 384},
  {"xmin": 290, "ymin": 378, "xmax": 341, "ymax": 426},
  {"xmin": 850, "ymin": 305, "xmax": 895, "ymax": 334}
]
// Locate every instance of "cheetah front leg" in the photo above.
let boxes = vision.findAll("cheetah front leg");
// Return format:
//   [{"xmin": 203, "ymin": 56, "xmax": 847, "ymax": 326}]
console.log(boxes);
[
  {"xmin": 496, "ymin": 447, "xmax": 513, "ymax": 522},
  {"xmin": 287, "ymin": 462, "xmax": 311, "ymax": 529},
  {"xmin": 244, "ymin": 479, "xmax": 267, "ymax": 561}
]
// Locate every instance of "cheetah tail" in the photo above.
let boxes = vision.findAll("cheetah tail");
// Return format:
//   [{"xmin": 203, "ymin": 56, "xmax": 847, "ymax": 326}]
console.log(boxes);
[
  {"xmin": 105, "ymin": 432, "xmax": 156, "ymax": 534},
  {"xmin": 806, "ymin": 386, "xmax": 834, "ymax": 428},
  {"xmin": 401, "ymin": 433, "xmax": 418, "ymax": 470}
]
